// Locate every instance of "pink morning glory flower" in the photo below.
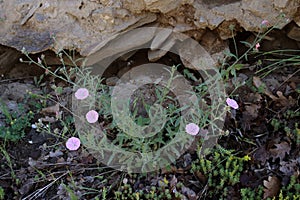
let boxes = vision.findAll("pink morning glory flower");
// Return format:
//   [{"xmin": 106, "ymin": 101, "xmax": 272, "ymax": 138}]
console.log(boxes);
[
  {"xmin": 75, "ymin": 88, "xmax": 89, "ymax": 100},
  {"xmin": 255, "ymin": 43, "xmax": 260, "ymax": 51},
  {"xmin": 66, "ymin": 137, "xmax": 81, "ymax": 151},
  {"xmin": 185, "ymin": 123, "xmax": 200, "ymax": 135},
  {"xmin": 261, "ymin": 20, "xmax": 269, "ymax": 26},
  {"xmin": 86, "ymin": 110, "xmax": 99, "ymax": 123},
  {"xmin": 226, "ymin": 98, "xmax": 239, "ymax": 109}
]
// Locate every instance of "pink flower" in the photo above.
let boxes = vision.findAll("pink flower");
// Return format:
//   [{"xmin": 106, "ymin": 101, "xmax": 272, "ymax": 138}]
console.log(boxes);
[
  {"xmin": 226, "ymin": 98, "xmax": 239, "ymax": 109},
  {"xmin": 185, "ymin": 123, "xmax": 200, "ymax": 135},
  {"xmin": 255, "ymin": 43, "xmax": 260, "ymax": 51},
  {"xmin": 261, "ymin": 20, "xmax": 269, "ymax": 26},
  {"xmin": 86, "ymin": 110, "xmax": 99, "ymax": 123},
  {"xmin": 66, "ymin": 137, "xmax": 81, "ymax": 151},
  {"xmin": 37, "ymin": 57, "xmax": 42, "ymax": 64},
  {"xmin": 75, "ymin": 88, "xmax": 89, "ymax": 100}
]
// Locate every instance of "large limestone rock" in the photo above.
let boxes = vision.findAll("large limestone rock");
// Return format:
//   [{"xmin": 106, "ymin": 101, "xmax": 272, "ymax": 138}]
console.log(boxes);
[{"xmin": 0, "ymin": 0, "xmax": 299, "ymax": 57}]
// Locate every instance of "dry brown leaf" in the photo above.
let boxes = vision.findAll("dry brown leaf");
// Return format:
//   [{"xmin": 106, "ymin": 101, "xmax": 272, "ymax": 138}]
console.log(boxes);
[
  {"xmin": 275, "ymin": 91, "xmax": 296, "ymax": 107},
  {"xmin": 56, "ymin": 157, "xmax": 66, "ymax": 164},
  {"xmin": 49, "ymin": 150, "xmax": 64, "ymax": 158},
  {"xmin": 19, "ymin": 178, "xmax": 35, "ymax": 195},
  {"xmin": 269, "ymin": 141, "xmax": 291, "ymax": 161},
  {"xmin": 81, "ymin": 154, "xmax": 94, "ymax": 164},
  {"xmin": 253, "ymin": 145, "xmax": 269, "ymax": 165},
  {"xmin": 182, "ymin": 185, "xmax": 197, "ymax": 200},
  {"xmin": 195, "ymin": 171, "xmax": 207, "ymax": 183},
  {"xmin": 40, "ymin": 116, "xmax": 56, "ymax": 123},
  {"xmin": 263, "ymin": 176, "xmax": 280, "ymax": 199},
  {"xmin": 264, "ymin": 77, "xmax": 280, "ymax": 91},
  {"xmin": 244, "ymin": 104, "xmax": 261, "ymax": 120},
  {"xmin": 40, "ymin": 103, "xmax": 60, "ymax": 115},
  {"xmin": 252, "ymin": 76, "xmax": 296, "ymax": 108},
  {"xmin": 169, "ymin": 175, "xmax": 178, "ymax": 188},
  {"xmin": 247, "ymin": 92, "xmax": 263, "ymax": 103},
  {"xmin": 253, "ymin": 76, "xmax": 278, "ymax": 100},
  {"xmin": 279, "ymin": 160, "xmax": 298, "ymax": 176},
  {"xmin": 161, "ymin": 165, "xmax": 183, "ymax": 174}
]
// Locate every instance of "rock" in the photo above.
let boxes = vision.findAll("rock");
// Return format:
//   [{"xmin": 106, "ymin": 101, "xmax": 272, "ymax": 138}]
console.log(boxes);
[
  {"xmin": 0, "ymin": 0, "xmax": 298, "ymax": 58},
  {"xmin": 260, "ymin": 30, "xmax": 299, "ymax": 52},
  {"xmin": 194, "ymin": 0, "xmax": 297, "ymax": 35},
  {"xmin": 86, "ymin": 26, "xmax": 158, "ymax": 66},
  {"xmin": 178, "ymin": 36, "xmax": 215, "ymax": 71},
  {"xmin": 200, "ymin": 31, "xmax": 229, "ymax": 62},
  {"xmin": 122, "ymin": 0, "xmax": 146, "ymax": 13},
  {"xmin": 106, "ymin": 76, "xmax": 120, "ymax": 86},
  {"xmin": 6, "ymin": 63, "xmax": 44, "ymax": 79},
  {"xmin": 217, "ymin": 20, "xmax": 242, "ymax": 40},
  {"xmin": 0, "ymin": 0, "xmax": 158, "ymax": 56},
  {"xmin": 120, "ymin": 50, "xmax": 138, "ymax": 61},
  {"xmin": 117, "ymin": 66, "xmax": 132, "ymax": 78},
  {"xmin": 295, "ymin": 15, "xmax": 300, "ymax": 26},
  {"xmin": 144, "ymin": 0, "xmax": 193, "ymax": 13},
  {"xmin": 150, "ymin": 28, "xmax": 173, "ymax": 50},
  {"xmin": 0, "ymin": 46, "xmax": 22, "ymax": 75},
  {"xmin": 0, "ymin": 82, "xmax": 41, "ymax": 102},
  {"xmin": 273, "ymin": 0, "xmax": 292, "ymax": 8},
  {"xmin": 287, "ymin": 23, "xmax": 300, "ymax": 41},
  {"xmin": 148, "ymin": 36, "xmax": 176, "ymax": 61}
]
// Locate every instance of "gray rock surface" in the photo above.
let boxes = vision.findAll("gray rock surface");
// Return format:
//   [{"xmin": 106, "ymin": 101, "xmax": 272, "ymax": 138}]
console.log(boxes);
[{"xmin": 0, "ymin": 0, "xmax": 299, "ymax": 57}]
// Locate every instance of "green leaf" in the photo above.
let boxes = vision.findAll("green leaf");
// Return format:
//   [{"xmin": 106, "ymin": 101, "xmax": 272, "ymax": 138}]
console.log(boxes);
[
  {"xmin": 55, "ymin": 86, "xmax": 63, "ymax": 95},
  {"xmin": 240, "ymin": 41, "xmax": 252, "ymax": 48},
  {"xmin": 233, "ymin": 63, "xmax": 244, "ymax": 70}
]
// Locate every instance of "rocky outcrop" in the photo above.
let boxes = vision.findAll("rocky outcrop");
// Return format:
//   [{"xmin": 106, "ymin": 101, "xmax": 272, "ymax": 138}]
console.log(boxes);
[{"xmin": 0, "ymin": 0, "xmax": 299, "ymax": 57}]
